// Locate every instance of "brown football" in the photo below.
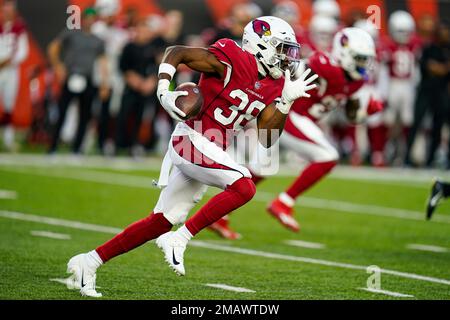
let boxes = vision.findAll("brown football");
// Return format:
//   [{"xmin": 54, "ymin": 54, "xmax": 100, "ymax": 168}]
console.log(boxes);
[{"xmin": 175, "ymin": 82, "xmax": 203, "ymax": 120}]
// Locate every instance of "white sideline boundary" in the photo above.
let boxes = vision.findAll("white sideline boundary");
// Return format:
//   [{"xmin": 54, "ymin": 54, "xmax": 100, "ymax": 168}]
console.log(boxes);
[
  {"xmin": 1, "ymin": 153, "xmax": 449, "ymax": 184},
  {"xmin": 2, "ymin": 166, "xmax": 450, "ymax": 224},
  {"xmin": 205, "ymin": 283, "xmax": 255, "ymax": 293},
  {"xmin": 1, "ymin": 210, "xmax": 450, "ymax": 287}
]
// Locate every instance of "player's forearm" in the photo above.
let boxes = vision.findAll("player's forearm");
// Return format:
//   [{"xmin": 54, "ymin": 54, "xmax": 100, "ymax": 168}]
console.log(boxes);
[
  {"xmin": 257, "ymin": 104, "xmax": 288, "ymax": 147},
  {"xmin": 48, "ymin": 40, "xmax": 63, "ymax": 67},
  {"xmin": 159, "ymin": 46, "xmax": 223, "ymax": 80}
]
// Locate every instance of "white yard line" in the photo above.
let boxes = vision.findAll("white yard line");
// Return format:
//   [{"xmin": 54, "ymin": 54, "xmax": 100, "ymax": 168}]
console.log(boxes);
[
  {"xmin": 49, "ymin": 278, "xmax": 73, "ymax": 287},
  {"xmin": 0, "ymin": 189, "xmax": 17, "ymax": 200},
  {"xmin": 1, "ymin": 210, "xmax": 449, "ymax": 287},
  {"xmin": 0, "ymin": 166, "xmax": 155, "ymax": 189},
  {"xmin": 191, "ymin": 241, "xmax": 450, "ymax": 286},
  {"xmin": 406, "ymin": 244, "xmax": 448, "ymax": 253},
  {"xmin": 0, "ymin": 210, "xmax": 121, "ymax": 234},
  {"xmin": 2, "ymin": 166, "xmax": 449, "ymax": 224},
  {"xmin": 358, "ymin": 288, "xmax": 414, "ymax": 298},
  {"xmin": 205, "ymin": 283, "xmax": 255, "ymax": 293},
  {"xmin": 49, "ymin": 278, "xmax": 101, "ymax": 288},
  {"xmin": 284, "ymin": 240, "xmax": 325, "ymax": 249},
  {"xmin": 30, "ymin": 230, "xmax": 71, "ymax": 240}
]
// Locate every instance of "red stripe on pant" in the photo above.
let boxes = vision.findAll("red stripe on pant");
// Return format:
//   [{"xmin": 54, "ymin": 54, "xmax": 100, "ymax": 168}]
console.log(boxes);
[{"xmin": 284, "ymin": 115, "xmax": 317, "ymax": 144}]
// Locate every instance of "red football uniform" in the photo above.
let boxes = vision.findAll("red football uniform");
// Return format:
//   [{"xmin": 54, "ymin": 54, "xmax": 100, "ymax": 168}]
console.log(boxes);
[
  {"xmin": 0, "ymin": 18, "xmax": 26, "ymax": 63},
  {"xmin": 185, "ymin": 39, "xmax": 284, "ymax": 150},
  {"xmin": 381, "ymin": 35, "xmax": 422, "ymax": 80},
  {"xmin": 287, "ymin": 51, "xmax": 364, "ymax": 125}
]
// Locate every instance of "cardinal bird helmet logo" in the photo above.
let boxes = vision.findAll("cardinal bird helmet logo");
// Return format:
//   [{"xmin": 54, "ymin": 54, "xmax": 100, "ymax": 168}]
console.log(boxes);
[
  {"xmin": 340, "ymin": 34, "xmax": 349, "ymax": 47},
  {"xmin": 252, "ymin": 19, "xmax": 271, "ymax": 38}
]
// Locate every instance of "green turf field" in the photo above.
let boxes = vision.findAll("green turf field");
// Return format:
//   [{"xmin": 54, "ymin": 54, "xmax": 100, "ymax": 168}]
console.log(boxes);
[{"xmin": 1, "ymin": 154, "xmax": 450, "ymax": 300}]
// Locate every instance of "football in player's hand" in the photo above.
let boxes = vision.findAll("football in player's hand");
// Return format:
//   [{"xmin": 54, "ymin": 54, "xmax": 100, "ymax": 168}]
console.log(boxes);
[{"xmin": 175, "ymin": 82, "xmax": 203, "ymax": 120}]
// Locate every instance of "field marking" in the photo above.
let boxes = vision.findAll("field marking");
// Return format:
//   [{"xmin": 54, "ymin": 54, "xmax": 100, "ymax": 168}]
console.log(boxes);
[
  {"xmin": 1, "ymin": 210, "xmax": 450, "ymax": 288},
  {"xmin": 0, "ymin": 210, "xmax": 122, "ymax": 234},
  {"xmin": 0, "ymin": 189, "xmax": 17, "ymax": 200},
  {"xmin": 1, "ymin": 153, "xmax": 449, "ymax": 185},
  {"xmin": 49, "ymin": 278, "xmax": 101, "ymax": 289},
  {"xmin": 358, "ymin": 288, "xmax": 414, "ymax": 298},
  {"xmin": 30, "ymin": 230, "xmax": 71, "ymax": 240},
  {"xmin": 284, "ymin": 240, "xmax": 325, "ymax": 249},
  {"xmin": 0, "ymin": 166, "xmax": 155, "ymax": 189},
  {"xmin": 406, "ymin": 244, "xmax": 448, "ymax": 253},
  {"xmin": 191, "ymin": 241, "xmax": 450, "ymax": 286},
  {"xmin": 205, "ymin": 283, "xmax": 255, "ymax": 293},
  {"xmin": 50, "ymin": 278, "xmax": 73, "ymax": 287},
  {"xmin": 2, "ymin": 166, "xmax": 450, "ymax": 225},
  {"xmin": 255, "ymin": 190, "xmax": 450, "ymax": 224}
]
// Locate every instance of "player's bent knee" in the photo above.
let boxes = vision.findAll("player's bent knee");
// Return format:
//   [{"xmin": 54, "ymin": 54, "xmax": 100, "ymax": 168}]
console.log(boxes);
[
  {"xmin": 229, "ymin": 177, "xmax": 256, "ymax": 203},
  {"xmin": 319, "ymin": 160, "xmax": 338, "ymax": 174},
  {"xmin": 159, "ymin": 201, "xmax": 196, "ymax": 226},
  {"xmin": 313, "ymin": 146, "xmax": 339, "ymax": 163},
  {"xmin": 329, "ymin": 148, "xmax": 340, "ymax": 162}
]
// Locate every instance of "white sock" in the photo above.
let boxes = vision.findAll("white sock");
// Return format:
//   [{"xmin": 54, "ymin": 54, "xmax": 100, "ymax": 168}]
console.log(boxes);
[
  {"xmin": 279, "ymin": 192, "xmax": 295, "ymax": 207},
  {"xmin": 175, "ymin": 225, "xmax": 193, "ymax": 245},
  {"xmin": 87, "ymin": 250, "xmax": 103, "ymax": 269}
]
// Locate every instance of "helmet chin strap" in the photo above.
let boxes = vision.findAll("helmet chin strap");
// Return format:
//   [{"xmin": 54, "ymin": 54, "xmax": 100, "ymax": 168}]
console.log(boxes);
[
  {"xmin": 255, "ymin": 54, "xmax": 269, "ymax": 77},
  {"xmin": 255, "ymin": 53, "xmax": 283, "ymax": 79},
  {"xmin": 257, "ymin": 62, "xmax": 268, "ymax": 77}
]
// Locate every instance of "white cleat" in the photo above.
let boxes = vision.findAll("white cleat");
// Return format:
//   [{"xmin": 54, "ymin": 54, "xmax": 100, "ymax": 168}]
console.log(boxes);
[
  {"xmin": 156, "ymin": 231, "xmax": 186, "ymax": 276},
  {"xmin": 67, "ymin": 254, "xmax": 102, "ymax": 298}
]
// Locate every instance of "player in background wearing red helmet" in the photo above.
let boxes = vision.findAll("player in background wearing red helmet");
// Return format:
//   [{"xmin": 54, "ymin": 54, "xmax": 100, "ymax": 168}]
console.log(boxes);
[
  {"xmin": 64, "ymin": 16, "xmax": 318, "ymax": 297},
  {"xmin": 214, "ymin": 27, "xmax": 383, "ymax": 234}
]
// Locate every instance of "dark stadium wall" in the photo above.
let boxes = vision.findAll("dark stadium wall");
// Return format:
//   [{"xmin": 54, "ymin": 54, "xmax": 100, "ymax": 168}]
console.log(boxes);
[{"xmin": 2, "ymin": 0, "xmax": 447, "ymax": 128}]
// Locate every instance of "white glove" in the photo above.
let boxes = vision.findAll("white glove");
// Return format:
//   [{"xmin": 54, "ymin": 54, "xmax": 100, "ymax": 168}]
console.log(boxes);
[
  {"xmin": 157, "ymin": 79, "xmax": 188, "ymax": 121},
  {"xmin": 276, "ymin": 62, "xmax": 319, "ymax": 114}
]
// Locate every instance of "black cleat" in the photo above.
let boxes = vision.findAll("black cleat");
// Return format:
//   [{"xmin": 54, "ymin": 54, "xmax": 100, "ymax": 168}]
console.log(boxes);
[{"xmin": 426, "ymin": 179, "xmax": 444, "ymax": 220}]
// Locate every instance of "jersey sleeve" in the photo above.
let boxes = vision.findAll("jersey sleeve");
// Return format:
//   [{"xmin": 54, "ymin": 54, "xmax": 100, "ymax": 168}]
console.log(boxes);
[
  {"xmin": 306, "ymin": 52, "xmax": 337, "ymax": 98},
  {"xmin": 208, "ymin": 38, "xmax": 253, "ymax": 86},
  {"xmin": 14, "ymin": 19, "xmax": 27, "ymax": 35},
  {"xmin": 307, "ymin": 52, "xmax": 334, "ymax": 79}
]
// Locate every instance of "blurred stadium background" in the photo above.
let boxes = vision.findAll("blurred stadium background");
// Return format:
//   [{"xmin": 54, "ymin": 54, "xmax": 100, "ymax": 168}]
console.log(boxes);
[
  {"xmin": 1, "ymin": 0, "xmax": 450, "ymax": 300},
  {"xmin": 0, "ymin": 0, "xmax": 449, "ymax": 167}
]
